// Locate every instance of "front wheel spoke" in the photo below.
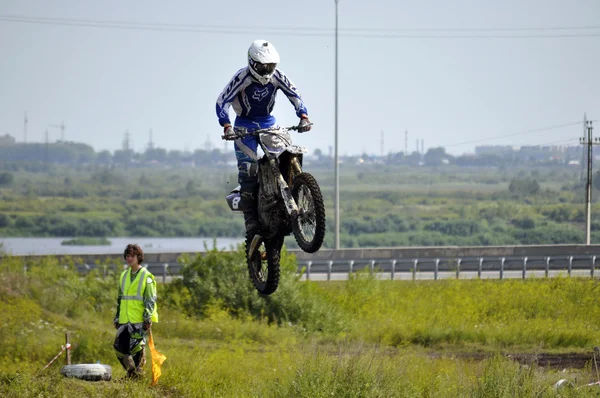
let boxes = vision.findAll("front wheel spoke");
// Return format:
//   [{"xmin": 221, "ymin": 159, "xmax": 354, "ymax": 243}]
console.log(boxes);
[
  {"xmin": 299, "ymin": 219, "xmax": 316, "ymax": 237},
  {"xmin": 250, "ymin": 248, "xmax": 269, "ymax": 282},
  {"xmin": 303, "ymin": 226, "xmax": 315, "ymax": 238},
  {"xmin": 298, "ymin": 209, "xmax": 314, "ymax": 223}
]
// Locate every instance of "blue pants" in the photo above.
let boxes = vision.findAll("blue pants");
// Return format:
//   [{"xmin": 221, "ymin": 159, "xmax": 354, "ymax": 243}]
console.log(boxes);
[{"xmin": 234, "ymin": 117, "xmax": 276, "ymax": 192}]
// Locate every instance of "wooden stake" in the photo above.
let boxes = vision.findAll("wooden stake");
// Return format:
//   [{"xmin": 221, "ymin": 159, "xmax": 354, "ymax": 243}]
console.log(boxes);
[{"xmin": 65, "ymin": 333, "xmax": 71, "ymax": 365}]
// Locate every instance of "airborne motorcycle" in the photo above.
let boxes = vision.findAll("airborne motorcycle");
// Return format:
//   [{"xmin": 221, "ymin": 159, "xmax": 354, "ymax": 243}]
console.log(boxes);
[{"xmin": 223, "ymin": 125, "xmax": 326, "ymax": 295}]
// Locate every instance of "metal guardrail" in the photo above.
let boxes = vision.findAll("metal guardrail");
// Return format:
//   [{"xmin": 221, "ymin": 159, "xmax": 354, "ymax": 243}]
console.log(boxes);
[
  {"xmin": 32, "ymin": 254, "xmax": 599, "ymax": 283},
  {"xmin": 299, "ymin": 255, "xmax": 598, "ymax": 281}
]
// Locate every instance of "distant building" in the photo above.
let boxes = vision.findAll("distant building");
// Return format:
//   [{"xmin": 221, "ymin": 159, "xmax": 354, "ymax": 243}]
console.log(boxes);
[
  {"xmin": 518, "ymin": 145, "xmax": 573, "ymax": 163},
  {"xmin": 0, "ymin": 134, "xmax": 16, "ymax": 146},
  {"xmin": 474, "ymin": 145, "xmax": 515, "ymax": 155}
]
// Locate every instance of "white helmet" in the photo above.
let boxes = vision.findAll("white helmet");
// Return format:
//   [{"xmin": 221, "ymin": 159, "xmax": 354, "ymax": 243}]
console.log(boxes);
[{"xmin": 247, "ymin": 40, "xmax": 280, "ymax": 85}]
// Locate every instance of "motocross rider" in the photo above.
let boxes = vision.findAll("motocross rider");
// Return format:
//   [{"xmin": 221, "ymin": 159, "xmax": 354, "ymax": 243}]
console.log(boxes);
[{"xmin": 216, "ymin": 39, "xmax": 312, "ymax": 238}]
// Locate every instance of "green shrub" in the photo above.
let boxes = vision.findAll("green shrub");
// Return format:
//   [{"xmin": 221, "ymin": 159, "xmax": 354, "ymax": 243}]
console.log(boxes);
[{"xmin": 163, "ymin": 244, "xmax": 348, "ymax": 334}]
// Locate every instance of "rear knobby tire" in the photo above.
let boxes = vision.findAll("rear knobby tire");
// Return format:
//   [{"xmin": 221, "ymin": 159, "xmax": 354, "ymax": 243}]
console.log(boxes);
[
  {"xmin": 291, "ymin": 172, "xmax": 326, "ymax": 253},
  {"xmin": 246, "ymin": 234, "xmax": 284, "ymax": 295}
]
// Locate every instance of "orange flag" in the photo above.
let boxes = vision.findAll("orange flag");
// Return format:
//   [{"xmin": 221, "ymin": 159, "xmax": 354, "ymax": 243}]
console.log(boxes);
[{"xmin": 147, "ymin": 330, "xmax": 167, "ymax": 386}]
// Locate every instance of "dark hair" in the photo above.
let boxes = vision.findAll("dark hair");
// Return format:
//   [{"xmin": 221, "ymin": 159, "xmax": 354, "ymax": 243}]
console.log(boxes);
[{"xmin": 123, "ymin": 244, "xmax": 144, "ymax": 264}]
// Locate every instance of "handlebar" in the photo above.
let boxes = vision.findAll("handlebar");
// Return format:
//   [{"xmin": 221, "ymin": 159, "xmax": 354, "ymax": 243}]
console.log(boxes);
[{"xmin": 221, "ymin": 124, "xmax": 313, "ymax": 141}]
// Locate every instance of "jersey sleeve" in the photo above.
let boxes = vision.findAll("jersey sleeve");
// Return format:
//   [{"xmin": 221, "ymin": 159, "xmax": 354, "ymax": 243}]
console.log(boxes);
[
  {"xmin": 216, "ymin": 68, "xmax": 248, "ymax": 126},
  {"xmin": 143, "ymin": 275, "xmax": 157, "ymax": 323},
  {"xmin": 272, "ymin": 69, "xmax": 308, "ymax": 118},
  {"xmin": 114, "ymin": 270, "xmax": 125, "ymax": 323}
]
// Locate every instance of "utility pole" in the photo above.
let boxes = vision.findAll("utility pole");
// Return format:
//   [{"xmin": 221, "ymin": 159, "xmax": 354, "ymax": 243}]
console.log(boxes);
[
  {"xmin": 123, "ymin": 130, "xmax": 131, "ymax": 173},
  {"xmin": 122, "ymin": 130, "xmax": 131, "ymax": 151},
  {"xmin": 580, "ymin": 121, "xmax": 596, "ymax": 245},
  {"xmin": 333, "ymin": 0, "xmax": 340, "ymax": 250},
  {"xmin": 404, "ymin": 130, "xmax": 408, "ymax": 158},
  {"xmin": 148, "ymin": 128, "xmax": 155, "ymax": 151},
  {"xmin": 44, "ymin": 128, "xmax": 49, "ymax": 168},
  {"xmin": 49, "ymin": 121, "xmax": 65, "ymax": 142},
  {"xmin": 23, "ymin": 112, "xmax": 28, "ymax": 143},
  {"xmin": 581, "ymin": 113, "xmax": 587, "ymax": 181},
  {"xmin": 44, "ymin": 128, "xmax": 49, "ymax": 194},
  {"xmin": 205, "ymin": 134, "xmax": 213, "ymax": 152},
  {"xmin": 380, "ymin": 130, "xmax": 384, "ymax": 158}
]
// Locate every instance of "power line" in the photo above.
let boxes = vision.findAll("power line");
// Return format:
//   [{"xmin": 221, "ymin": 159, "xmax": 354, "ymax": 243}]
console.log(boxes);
[
  {"xmin": 338, "ymin": 33, "xmax": 600, "ymax": 39},
  {"xmin": 1, "ymin": 15, "xmax": 600, "ymax": 38},
  {"xmin": 2, "ymin": 14, "xmax": 600, "ymax": 32},
  {"xmin": 535, "ymin": 138, "xmax": 580, "ymax": 147},
  {"xmin": 0, "ymin": 16, "xmax": 326, "ymax": 36},
  {"xmin": 443, "ymin": 121, "xmax": 585, "ymax": 148},
  {"xmin": 339, "ymin": 25, "xmax": 600, "ymax": 33}
]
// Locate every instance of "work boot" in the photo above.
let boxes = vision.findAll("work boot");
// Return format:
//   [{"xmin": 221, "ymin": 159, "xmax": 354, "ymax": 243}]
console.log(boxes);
[
  {"xmin": 132, "ymin": 348, "xmax": 146, "ymax": 376},
  {"xmin": 120, "ymin": 355, "xmax": 136, "ymax": 376}
]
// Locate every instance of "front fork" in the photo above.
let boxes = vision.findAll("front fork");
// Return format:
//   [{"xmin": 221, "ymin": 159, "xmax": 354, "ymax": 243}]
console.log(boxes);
[
  {"xmin": 290, "ymin": 157, "xmax": 303, "ymax": 177},
  {"xmin": 270, "ymin": 156, "xmax": 303, "ymax": 218}
]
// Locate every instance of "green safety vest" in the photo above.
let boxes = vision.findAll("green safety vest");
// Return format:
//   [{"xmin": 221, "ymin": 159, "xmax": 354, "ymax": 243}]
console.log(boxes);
[{"xmin": 118, "ymin": 267, "xmax": 159, "ymax": 324}]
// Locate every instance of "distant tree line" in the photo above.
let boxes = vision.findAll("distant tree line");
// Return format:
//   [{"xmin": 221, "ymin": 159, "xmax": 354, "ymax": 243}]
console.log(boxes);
[
  {"xmin": 0, "ymin": 142, "xmax": 235, "ymax": 168},
  {"xmin": 1, "ymin": 161, "xmax": 599, "ymax": 248},
  {"xmin": 0, "ymin": 140, "xmax": 585, "ymax": 170}
]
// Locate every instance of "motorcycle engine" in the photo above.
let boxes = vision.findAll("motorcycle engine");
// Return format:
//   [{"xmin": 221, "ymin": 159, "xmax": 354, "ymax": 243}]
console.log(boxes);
[{"xmin": 257, "ymin": 160, "xmax": 290, "ymax": 238}]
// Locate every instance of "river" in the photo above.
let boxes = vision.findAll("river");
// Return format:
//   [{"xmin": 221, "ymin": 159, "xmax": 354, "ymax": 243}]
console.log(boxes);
[{"xmin": 0, "ymin": 237, "xmax": 245, "ymax": 256}]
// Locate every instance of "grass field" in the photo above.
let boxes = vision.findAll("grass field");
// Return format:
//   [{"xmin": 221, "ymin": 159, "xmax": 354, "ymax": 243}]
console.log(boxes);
[{"xmin": 2, "ymin": 251, "xmax": 600, "ymax": 397}]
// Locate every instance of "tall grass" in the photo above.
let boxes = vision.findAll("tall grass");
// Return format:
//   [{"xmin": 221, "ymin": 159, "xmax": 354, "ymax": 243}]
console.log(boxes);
[
  {"xmin": 1, "ymin": 251, "xmax": 600, "ymax": 396},
  {"xmin": 329, "ymin": 273, "xmax": 600, "ymax": 351}
]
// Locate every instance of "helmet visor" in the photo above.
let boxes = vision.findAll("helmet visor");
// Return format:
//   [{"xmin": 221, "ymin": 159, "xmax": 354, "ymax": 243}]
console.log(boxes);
[{"xmin": 254, "ymin": 62, "xmax": 276, "ymax": 76}]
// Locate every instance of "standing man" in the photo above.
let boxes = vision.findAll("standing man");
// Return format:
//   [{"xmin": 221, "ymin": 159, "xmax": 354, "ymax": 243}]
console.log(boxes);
[{"xmin": 113, "ymin": 244, "xmax": 158, "ymax": 378}]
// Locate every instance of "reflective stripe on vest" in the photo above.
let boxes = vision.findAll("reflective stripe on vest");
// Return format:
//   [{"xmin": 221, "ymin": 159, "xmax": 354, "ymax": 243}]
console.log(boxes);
[
  {"xmin": 119, "ymin": 267, "xmax": 148, "ymax": 324},
  {"xmin": 120, "ymin": 268, "xmax": 147, "ymax": 301}
]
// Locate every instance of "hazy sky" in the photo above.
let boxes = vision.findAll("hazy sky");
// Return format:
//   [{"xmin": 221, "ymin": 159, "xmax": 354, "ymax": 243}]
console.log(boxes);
[{"xmin": 1, "ymin": 0, "xmax": 599, "ymax": 156}]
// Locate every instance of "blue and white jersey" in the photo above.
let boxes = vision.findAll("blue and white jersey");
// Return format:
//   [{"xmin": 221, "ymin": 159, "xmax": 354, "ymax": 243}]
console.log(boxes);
[{"xmin": 216, "ymin": 67, "xmax": 308, "ymax": 129}]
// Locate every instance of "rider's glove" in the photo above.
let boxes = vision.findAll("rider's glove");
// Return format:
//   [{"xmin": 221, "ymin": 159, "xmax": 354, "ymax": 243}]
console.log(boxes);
[
  {"xmin": 222, "ymin": 124, "xmax": 236, "ymax": 140},
  {"xmin": 298, "ymin": 115, "xmax": 312, "ymax": 133}
]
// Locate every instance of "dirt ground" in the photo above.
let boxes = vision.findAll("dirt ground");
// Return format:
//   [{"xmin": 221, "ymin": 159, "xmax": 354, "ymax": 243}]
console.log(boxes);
[{"xmin": 429, "ymin": 350, "xmax": 600, "ymax": 369}]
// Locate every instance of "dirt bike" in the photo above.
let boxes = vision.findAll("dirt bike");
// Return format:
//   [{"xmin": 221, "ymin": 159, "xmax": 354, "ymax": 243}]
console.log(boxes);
[{"xmin": 223, "ymin": 125, "xmax": 326, "ymax": 295}]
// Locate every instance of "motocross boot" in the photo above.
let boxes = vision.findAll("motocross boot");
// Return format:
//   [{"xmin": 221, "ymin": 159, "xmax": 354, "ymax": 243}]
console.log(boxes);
[{"xmin": 240, "ymin": 191, "xmax": 260, "ymax": 238}]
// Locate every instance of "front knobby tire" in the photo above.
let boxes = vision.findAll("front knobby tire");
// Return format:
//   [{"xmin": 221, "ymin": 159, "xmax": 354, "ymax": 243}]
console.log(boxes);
[
  {"xmin": 246, "ymin": 234, "xmax": 284, "ymax": 295},
  {"xmin": 291, "ymin": 172, "xmax": 326, "ymax": 253}
]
